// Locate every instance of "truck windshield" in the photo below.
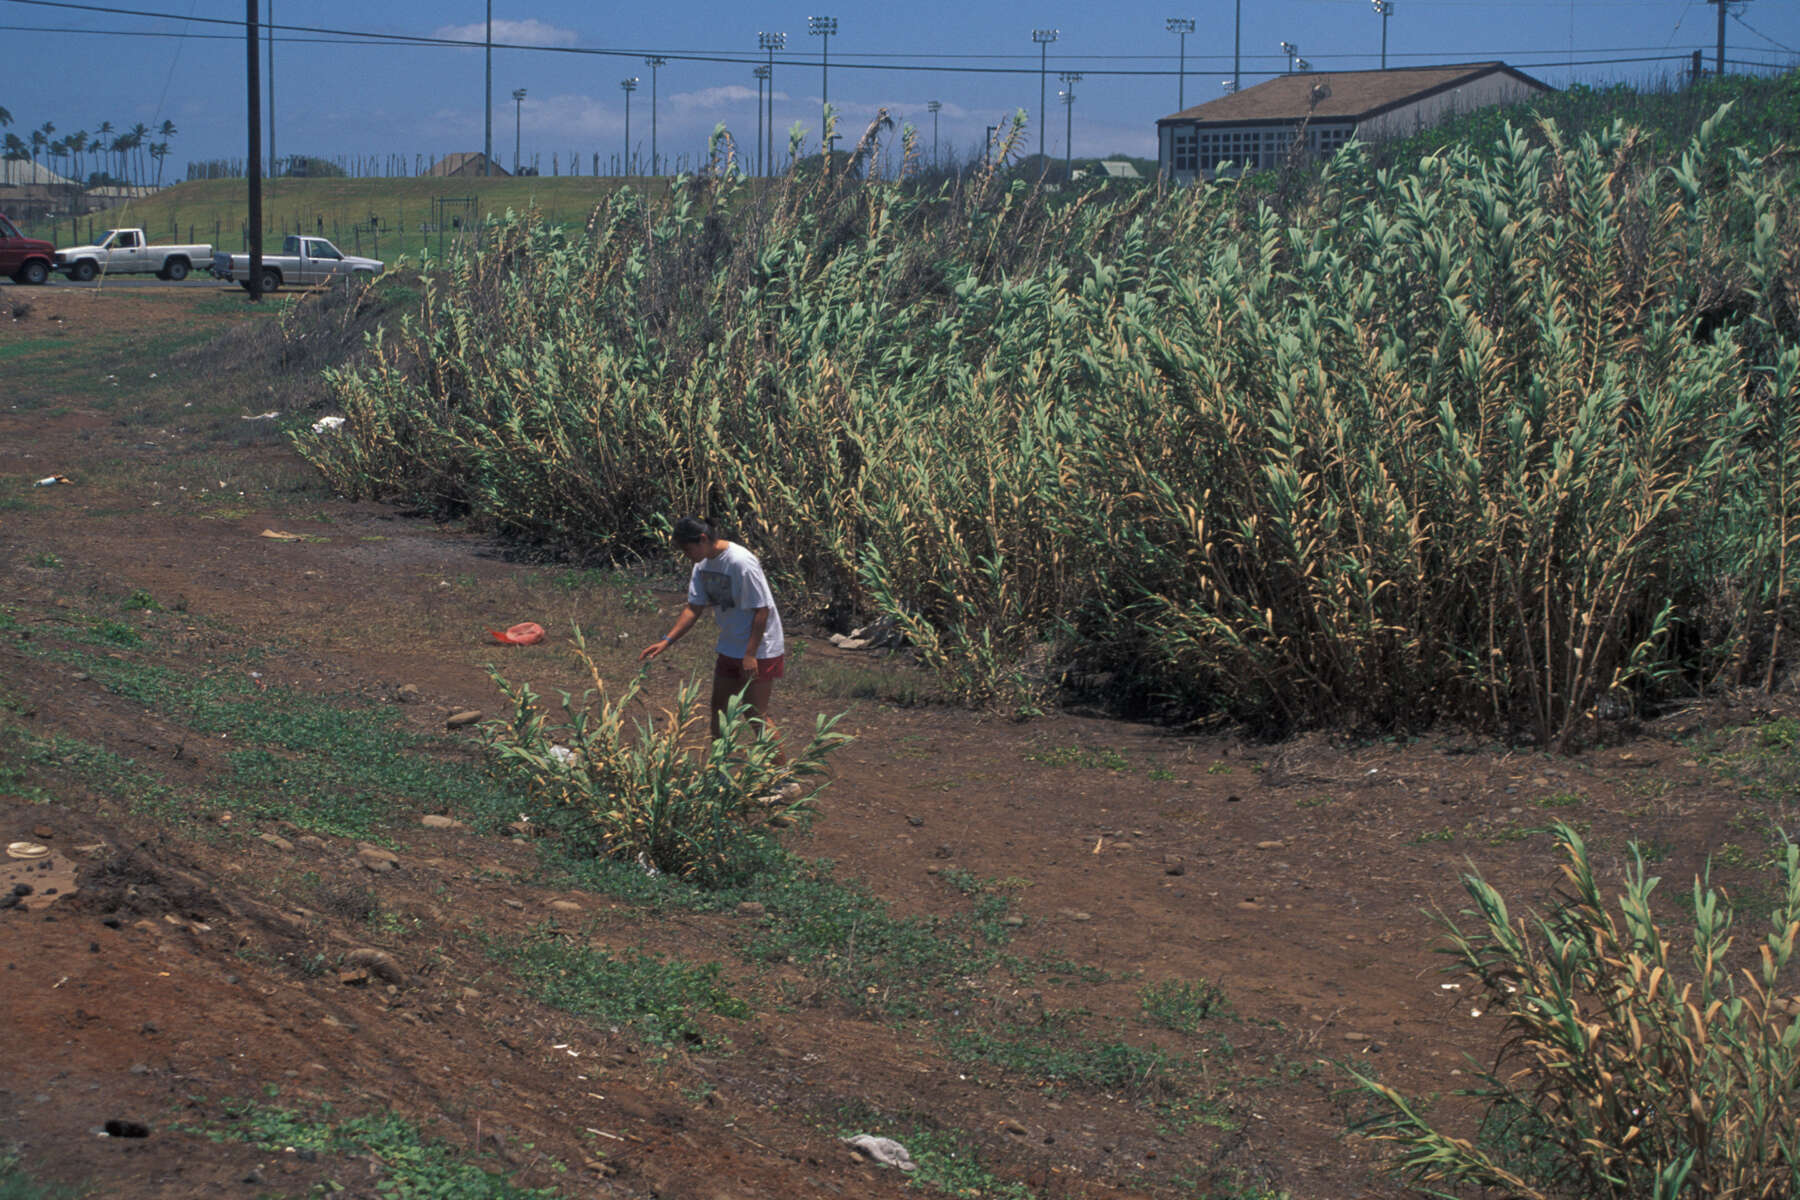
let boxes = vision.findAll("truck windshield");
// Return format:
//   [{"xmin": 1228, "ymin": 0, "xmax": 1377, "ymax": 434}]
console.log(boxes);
[{"xmin": 0, "ymin": 217, "xmax": 19, "ymax": 239}]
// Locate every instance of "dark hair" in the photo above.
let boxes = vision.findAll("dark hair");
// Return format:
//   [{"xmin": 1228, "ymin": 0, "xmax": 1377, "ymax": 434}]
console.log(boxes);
[{"xmin": 672, "ymin": 515, "xmax": 715, "ymax": 546}]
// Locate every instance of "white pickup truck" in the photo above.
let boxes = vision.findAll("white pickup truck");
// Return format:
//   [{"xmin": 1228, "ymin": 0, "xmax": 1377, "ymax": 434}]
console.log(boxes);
[
  {"xmin": 210, "ymin": 235, "xmax": 383, "ymax": 292},
  {"xmin": 55, "ymin": 228, "xmax": 213, "ymax": 282}
]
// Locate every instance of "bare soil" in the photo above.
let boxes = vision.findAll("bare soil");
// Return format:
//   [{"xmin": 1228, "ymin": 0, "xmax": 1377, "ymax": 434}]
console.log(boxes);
[{"xmin": 2, "ymin": 286, "xmax": 1793, "ymax": 1199}]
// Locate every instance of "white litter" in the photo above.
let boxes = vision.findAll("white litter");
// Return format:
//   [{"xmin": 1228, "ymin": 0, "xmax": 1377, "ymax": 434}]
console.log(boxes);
[
  {"xmin": 842, "ymin": 1135, "xmax": 917, "ymax": 1172},
  {"xmin": 33, "ymin": 475, "xmax": 72, "ymax": 487},
  {"xmin": 241, "ymin": 411, "xmax": 280, "ymax": 421},
  {"xmin": 311, "ymin": 415, "xmax": 347, "ymax": 433},
  {"xmin": 549, "ymin": 745, "xmax": 576, "ymax": 765}
]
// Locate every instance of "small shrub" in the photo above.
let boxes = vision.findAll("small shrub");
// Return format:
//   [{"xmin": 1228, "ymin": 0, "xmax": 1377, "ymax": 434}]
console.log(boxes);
[
  {"xmin": 485, "ymin": 628, "xmax": 852, "ymax": 886},
  {"xmin": 1348, "ymin": 823, "xmax": 1800, "ymax": 1198},
  {"xmin": 1141, "ymin": 978, "xmax": 1230, "ymax": 1031}
]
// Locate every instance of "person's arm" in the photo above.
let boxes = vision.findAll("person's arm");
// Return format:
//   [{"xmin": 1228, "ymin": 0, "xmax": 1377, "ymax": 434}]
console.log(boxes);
[
  {"xmin": 742, "ymin": 606, "xmax": 770, "ymax": 674},
  {"xmin": 640, "ymin": 603, "xmax": 705, "ymax": 661}
]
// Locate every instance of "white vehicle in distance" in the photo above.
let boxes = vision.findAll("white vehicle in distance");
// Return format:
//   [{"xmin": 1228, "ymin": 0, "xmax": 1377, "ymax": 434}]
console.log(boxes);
[
  {"xmin": 55, "ymin": 228, "xmax": 214, "ymax": 282},
  {"xmin": 210, "ymin": 235, "xmax": 383, "ymax": 292}
]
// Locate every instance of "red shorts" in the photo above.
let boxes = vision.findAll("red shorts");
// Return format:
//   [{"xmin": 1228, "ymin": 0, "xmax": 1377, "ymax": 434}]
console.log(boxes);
[{"xmin": 714, "ymin": 652, "xmax": 785, "ymax": 682}]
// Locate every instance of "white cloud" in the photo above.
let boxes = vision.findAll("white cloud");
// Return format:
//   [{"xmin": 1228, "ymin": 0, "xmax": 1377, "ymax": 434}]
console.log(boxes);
[
  {"xmin": 670, "ymin": 85, "xmax": 788, "ymax": 115},
  {"xmin": 433, "ymin": 18, "xmax": 578, "ymax": 48}
]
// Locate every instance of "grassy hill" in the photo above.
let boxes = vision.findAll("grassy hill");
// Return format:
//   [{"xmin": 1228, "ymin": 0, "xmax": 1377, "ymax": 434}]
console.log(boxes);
[{"xmin": 20, "ymin": 174, "xmax": 677, "ymax": 261}]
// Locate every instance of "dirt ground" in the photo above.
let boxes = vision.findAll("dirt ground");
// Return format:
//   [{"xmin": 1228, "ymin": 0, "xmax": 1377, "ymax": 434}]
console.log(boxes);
[{"xmin": 2, "ymin": 285, "xmax": 1794, "ymax": 1199}]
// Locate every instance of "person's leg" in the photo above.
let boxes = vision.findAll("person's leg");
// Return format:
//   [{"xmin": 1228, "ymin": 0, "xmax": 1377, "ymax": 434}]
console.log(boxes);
[
  {"xmin": 709, "ymin": 669, "xmax": 740, "ymax": 741},
  {"xmin": 744, "ymin": 675, "xmax": 784, "ymax": 764}
]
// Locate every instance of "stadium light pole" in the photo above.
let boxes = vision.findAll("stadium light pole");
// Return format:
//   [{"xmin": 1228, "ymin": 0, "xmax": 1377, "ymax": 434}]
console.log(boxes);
[
  {"xmin": 927, "ymin": 99, "xmax": 941, "ymax": 169},
  {"xmin": 1232, "ymin": 0, "xmax": 1243, "ymax": 93},
  {"xmin": 1059, "ymin": 71, "xmax": 1080, "ymax": 181},
  {"xmin": 512, "ymin": 87, "xmax": 525, "ymax": 174},
  {"xmin": 754, "ymin": 64, "xmax": 770, "ymax": 177},
  {"xmin": 985, "ymin": 122, "xmax": 996, "ymax": 170},
  {"xmin": 1032, "ymin": 29, "xmax": 1058, "ymax": 168},
  {"xmin": 644, "ymin": 56, "xmax": 666, "ymax": 174},
  {"xmin": 1708, "ymin": 0, "xmax": 1726, "ymax": 75},
  {"xmin": 1371, "ymin": 0, "xmax": 1392, "ymax": 69},
  {"xmin": 1280, "ymin": 40, "xmax": 1300, "ymax": 74},
  {"xmin": 759, "ymin": 31, "xmax": 785, "ymax": 177},
  {"xmin": 266, "ymin": 0, "xmax": 275, "ymax": 177},
  {"xmin": 483, "ymin": 0, "xmax": 492, "ymax": 175},
  {"xmin": 808, "ymin": 16, "xmax": 836, "ymax": 166},
  {"xmin": 1166, "ymin": 18, "xmax": 1193, "ymax": 111},
  {"xmin": 620, "ymin": 77, "xmax": 638, "ymax": 175}
]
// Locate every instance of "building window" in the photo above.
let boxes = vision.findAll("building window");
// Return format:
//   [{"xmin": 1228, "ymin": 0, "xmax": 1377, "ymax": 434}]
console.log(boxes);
[{"xmin": 1171, "ymin": 127, "xmax": 1197, "ymax": 172}]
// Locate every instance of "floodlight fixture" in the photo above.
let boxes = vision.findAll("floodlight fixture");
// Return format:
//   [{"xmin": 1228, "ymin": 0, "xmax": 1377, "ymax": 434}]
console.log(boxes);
[
  {"xmin": 926, "ymin": 99, "xmax": 941, "ymax": 169},
  {"xmin": 645, "ymin": 56, "xmax": 667, "ymax": 174},
  {"xmin": 512, "ymin": 88, "xmax": 526, "ymax": 175},
  {"xmin": 758, "ymin": 31, "xmax": 786, "ymax": 178},
  {"xmin": 809, "ymin": 16, "xmax": 837, "ymax": 160},
  {"xmin": 620, "ymin": 77, "xmax": 638, "ymax": 175},
  {"xmin": 1280, "ymin": 40, "xmax": 1300, "ymax": 73},
  {"xmin": 1166, "ymin": 17, "xmax": 1194, "ymax": 111},
  {"xmin": 1032, "ymin": 28, "xmax": 1059, "ymax": 166},
  {"xmin": 1371, "ymin": 0, "xmax": 1393, "ymax": 69}
]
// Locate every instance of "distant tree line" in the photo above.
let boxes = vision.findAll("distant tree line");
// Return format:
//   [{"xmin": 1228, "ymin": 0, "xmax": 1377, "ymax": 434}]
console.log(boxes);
[{"xmin": 0, "ymin": 105, "xmax": 179, "ymax": 188}]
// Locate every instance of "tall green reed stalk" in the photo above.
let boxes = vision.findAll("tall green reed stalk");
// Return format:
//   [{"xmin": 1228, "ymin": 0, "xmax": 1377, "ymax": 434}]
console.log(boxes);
[{"xmin": 300, "ymin": 104, "xmax": 1799, "ymax": 744}]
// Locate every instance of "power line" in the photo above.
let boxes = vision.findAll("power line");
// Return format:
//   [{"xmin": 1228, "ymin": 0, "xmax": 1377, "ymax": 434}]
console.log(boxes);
[{"xmin": 0, "ymin": 0, "xmax": 1768, "ymax": 77}]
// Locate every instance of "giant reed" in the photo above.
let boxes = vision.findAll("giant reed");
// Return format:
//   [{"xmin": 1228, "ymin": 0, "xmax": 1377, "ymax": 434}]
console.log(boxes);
[{"xmin": 302, "ymin": 106, "xmax": 1800, "ymax": 745}]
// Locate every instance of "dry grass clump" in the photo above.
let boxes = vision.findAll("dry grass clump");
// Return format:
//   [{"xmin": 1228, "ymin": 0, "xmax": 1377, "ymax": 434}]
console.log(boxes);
[
  {"xmin": 1349, "ymin": 824, "xmax": 1800, "ymax": 1197},
  {"xmin": 299, "ymin": 105, "xmax": 1800, "ymax": 743}
]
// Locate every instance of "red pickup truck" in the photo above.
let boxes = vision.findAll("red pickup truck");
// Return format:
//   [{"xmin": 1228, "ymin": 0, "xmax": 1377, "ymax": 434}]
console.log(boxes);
[{"xmin": 1, "ymin": 212, "xmax": 56, "ymax": 285}]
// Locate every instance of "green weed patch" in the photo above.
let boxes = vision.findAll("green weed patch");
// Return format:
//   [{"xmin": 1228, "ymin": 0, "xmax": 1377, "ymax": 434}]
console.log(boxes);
[
  {"xmin": 193, "ymin": 1097, "xmax": 564, "ymax": 1198},
  {"xmin": 485, "ymin": 925, "xmax": 750, "ymax": 1047}
]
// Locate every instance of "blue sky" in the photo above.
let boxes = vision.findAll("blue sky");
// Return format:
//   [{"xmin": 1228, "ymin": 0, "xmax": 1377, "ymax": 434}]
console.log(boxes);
[{"xmin": 3, "ymin": 0, "xmax": 1795, "ymax": 177}]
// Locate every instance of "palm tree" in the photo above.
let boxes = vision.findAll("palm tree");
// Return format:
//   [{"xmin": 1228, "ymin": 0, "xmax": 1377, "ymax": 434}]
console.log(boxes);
[
  {"xmin": 28, "ymin": 123, "xmax": 48, "ymax": 167},
  {"xmin": 68, "ymin": 130, "xmax": 88, "ymax": 183},
  {"xmin": 150, "ymin": 141, "xmax": 170, "ymax": 188},
  {"xmin": 2, "ymin": 133, "xmax": 28, "ymax": 163},
  {"xmin": 94, "ymin": 120, "xmax": 114, "ymax": 182},
  {"xmin": 129, "ymin": 123, "xmax": 149, "ymax": 187},
  {"xmin": 0, "ymin": 106, "xmax": 13, "ymax": 128},
  {"xmin": 109, "ymin": 134, "xmax": 130, "ymax": 187}
]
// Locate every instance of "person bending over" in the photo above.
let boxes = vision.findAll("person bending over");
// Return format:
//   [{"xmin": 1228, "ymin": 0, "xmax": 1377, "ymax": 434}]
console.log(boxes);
[{"xmin": 639, "ymin": 516, "xmax": 786, "ymax": 752}]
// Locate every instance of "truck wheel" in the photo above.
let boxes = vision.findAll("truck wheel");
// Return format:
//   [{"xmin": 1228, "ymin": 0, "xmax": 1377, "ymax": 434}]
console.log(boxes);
[
  {"xmin": 163, "ymin": 259, "xmax": 190, "ymax": 282},
  {"xmin": 259, "ymin": 269, "xmax": 281, "ymax": 293},
  {"xmin": 70, "ymin": 260, "xmax": 98, "ymax": 283},
  {"xmin": 19, "ymin": 260, "xmax": 50, "ymax": 286}
]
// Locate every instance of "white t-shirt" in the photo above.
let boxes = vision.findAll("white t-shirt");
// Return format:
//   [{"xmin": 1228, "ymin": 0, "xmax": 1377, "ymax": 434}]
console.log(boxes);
[{"xmin": 687, "ymin": 542, "xmax": 785, "ymax": 659}]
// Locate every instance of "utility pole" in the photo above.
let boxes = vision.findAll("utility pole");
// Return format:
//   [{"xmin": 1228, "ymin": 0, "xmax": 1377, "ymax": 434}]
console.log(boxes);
[
  {"xmin": 1709, "ymin": 0, "xmax": 1726, "ymax": 75},
  {"xmin": 484, "ymin": 0, "xmax": 492, "ymax": 174},
  {"xmin": 266, "ymin": 0, "xmax": 275, "ymax": 176},
  {"xmin": 809, "ymin": 16, "xmax": 836, "ymax": 167},
  {"xmin": 645, "ymin": 56, "xmax": 666, "ymax": 174},
  {"xmin": 754, "ymin": 65, "xmax": 769, "ymax": 176},
  {"xmin": 985, "ymin": 123, "xmax": 996, "ymax": 170},
  {"xmin": 1166, "ymin": 18, "xmax": 1193, "ymax": 111},
  {"xmin": 246, "ymin": 0, "xmax": 262, "ymax": 301},
  {"xmin": 1059, "ymin": 72, "xmax": 1080, "ymax": 181},
  {"xmin": 759, "ymin": 31, "xmax": 786, "ymax": 177},
  {"xmin": 1371, "ymin": 0, "xmax": 1393, "ymax": 69},
  {"xmin": 1233, "ymin": 0, "xmax": 1242, "ymax": 94},
  {"xmin": 512, "ymin": 87, "xmax": 526, "ymax": 174},
  {"xmin": 1033, "ymin": 28, "xmax": 1058, "ymax": 169},
  {"xmin": 927, "ymin": 99, "xmax": 941, "ymax": 169},
  {"xmin": 1281, "ymin": 40, "xmax": 1300, "ymax": 74},
  {"xmin": 620, "ymin": 77, "xmax": 638, "ymax": 175}
]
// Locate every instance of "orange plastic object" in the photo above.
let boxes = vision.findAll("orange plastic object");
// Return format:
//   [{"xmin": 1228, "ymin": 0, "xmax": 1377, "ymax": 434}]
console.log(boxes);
[{"xmin": 487, "ymin": 622, "xmax": 546, "ymax": 646}]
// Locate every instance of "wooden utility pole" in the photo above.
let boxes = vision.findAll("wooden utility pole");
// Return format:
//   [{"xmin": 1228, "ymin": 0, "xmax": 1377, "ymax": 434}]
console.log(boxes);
[{"xmin": 247, "ymin": 0, "xmax": 263, "ymax": 301}]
